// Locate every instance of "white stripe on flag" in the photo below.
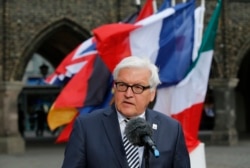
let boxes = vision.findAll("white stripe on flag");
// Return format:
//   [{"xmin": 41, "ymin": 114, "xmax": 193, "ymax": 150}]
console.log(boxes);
[
  {"xmin": 154, "ymin": 50, "xmax": 213, "ymax": 115},
  {"xmin": 131, "ymin": 8, "xmax": 176, "ymax": 63}
]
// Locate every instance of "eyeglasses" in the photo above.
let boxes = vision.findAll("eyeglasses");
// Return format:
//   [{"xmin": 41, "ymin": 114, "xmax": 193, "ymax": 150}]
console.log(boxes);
[{"xmin": 115, "ymin": 82, "xmax": 151, "ymax": 94}]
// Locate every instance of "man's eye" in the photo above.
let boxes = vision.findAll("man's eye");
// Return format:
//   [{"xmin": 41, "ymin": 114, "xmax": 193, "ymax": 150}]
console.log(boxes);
[
  {"xmin": 133, "ymin": 85, "xmax": 143, "ymax": 89},
  {"xmin": 119, "ymin": 83, "xmax": 127, "ymax": 87}
]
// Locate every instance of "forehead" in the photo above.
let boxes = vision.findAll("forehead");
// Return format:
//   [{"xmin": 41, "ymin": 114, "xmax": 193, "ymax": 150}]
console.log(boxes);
[{"xmin": 117, "ymin": 67, "xmax": 151, "ymax": 82}]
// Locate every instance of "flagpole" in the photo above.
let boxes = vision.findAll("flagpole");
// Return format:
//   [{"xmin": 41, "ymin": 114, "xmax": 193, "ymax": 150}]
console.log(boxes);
[
  {"xmin": 135, "ymin": 0, "xmax": 141, "ymax": 11},
  {"xmin": 201, "ymin": 0, "xmax": 205, "ymax": 6},
  {"xmin": 152, "ymin": 0, "xmax": 157, "ymax": 13},
  {"xmin": 221, "ymin": 0, "xmax": 227, "ymax": 78},
  {"xmin": 171, "ymin": 0, "xmax": 176, "ymax": 6},
  {"xmin": 198, "ymin": 0, "xmax": 205, "ymax": 44}
]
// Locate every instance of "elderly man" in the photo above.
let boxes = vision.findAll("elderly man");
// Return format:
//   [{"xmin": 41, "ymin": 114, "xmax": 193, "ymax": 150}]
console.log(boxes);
[{"xmin": 62, "ymin": 56, "xmax": 190, "ymax": 168}]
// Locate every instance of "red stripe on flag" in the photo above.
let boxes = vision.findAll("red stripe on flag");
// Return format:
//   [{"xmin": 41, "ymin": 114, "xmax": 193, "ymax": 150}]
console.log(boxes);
[
  {"xmin": 56, "ymin": 113, "xmax": 79, "ymax": 143},
  {"xmin": 171, "ymin": 102, "xmax": 204, "ymax": 152},
  {"xmin": 135, "ymin": 0, "xmax": 154, "ymax": 22},
  {"xmin": 54, "ymin": 55, "xmax": 96, "ymax": 108},
  {"xmin": 55, "ymin": 44, "xmax": 82, "ymax": 74},
  {"xmin": 94, "ymin": 24, "xmax": 140, "ymax": 72}
]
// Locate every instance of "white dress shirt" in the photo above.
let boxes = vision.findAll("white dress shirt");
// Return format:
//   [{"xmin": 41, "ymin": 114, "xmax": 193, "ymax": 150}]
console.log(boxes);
[{"xmin": 117, "ymin": 111, "xmax": 145, "ymax": 167}]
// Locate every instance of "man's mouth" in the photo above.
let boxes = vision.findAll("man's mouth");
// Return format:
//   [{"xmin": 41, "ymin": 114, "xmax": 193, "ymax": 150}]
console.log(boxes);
[{"xmin": 123, "ymin": 101, "xmax": 134, "ymax": 105}]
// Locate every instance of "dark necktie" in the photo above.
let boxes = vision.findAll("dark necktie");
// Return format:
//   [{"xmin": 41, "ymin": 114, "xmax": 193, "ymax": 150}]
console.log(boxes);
[{"xmin": 123, "ymin": 119, "xmax": 140, "ymax": 168}]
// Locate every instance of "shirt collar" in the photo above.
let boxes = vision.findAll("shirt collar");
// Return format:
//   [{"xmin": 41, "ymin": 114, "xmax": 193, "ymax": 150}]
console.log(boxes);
[{"xmin": 116, "ymin": 109, "xmax": 146, "ymax": 124}]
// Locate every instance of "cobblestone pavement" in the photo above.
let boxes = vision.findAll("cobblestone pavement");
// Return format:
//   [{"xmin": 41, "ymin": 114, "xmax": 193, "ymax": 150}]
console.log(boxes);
[
  {"xmin": 0, "ymin": 137, "xmax": 250, "ymax": 168},
  {"xmin": 205, "ymin": 140, "xmax": 250, "ymax": 168}
]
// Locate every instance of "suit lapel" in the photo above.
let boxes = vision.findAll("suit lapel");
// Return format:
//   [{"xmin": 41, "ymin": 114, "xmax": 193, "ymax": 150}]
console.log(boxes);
[
  {"xmin": 102, "ymin": 107, "xmax": 128, "ymax": 168},
  {"xmin": 146, "ymin": 109, "xmax": 161, "ymax": 142},
  {"xmin": 101, "ymin": 108, "xmax": 161, "ymax": 168},
  {"xmin": 148, "ymin": 112, "xmax": 161, "ymax": 166},
  {"xmin": 140, "ymin": 109, "xmax": 161, "ymax": 168}
]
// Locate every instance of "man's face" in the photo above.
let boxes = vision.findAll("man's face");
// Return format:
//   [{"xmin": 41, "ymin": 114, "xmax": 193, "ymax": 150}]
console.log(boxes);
[{"xmin": 114, "ymin": 67, "xmax": 156, "ymax": 118}]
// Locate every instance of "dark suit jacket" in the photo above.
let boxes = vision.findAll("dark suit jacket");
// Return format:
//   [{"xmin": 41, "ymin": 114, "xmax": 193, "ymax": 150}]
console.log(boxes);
[{"xmin": 62, "ymin": 106, "xmax": 190, "ymax": 168}]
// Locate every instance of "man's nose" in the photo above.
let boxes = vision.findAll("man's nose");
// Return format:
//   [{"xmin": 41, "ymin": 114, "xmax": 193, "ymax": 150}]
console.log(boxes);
[{"xmin": 124, "ymin": 86, "xmax": 133, "ymax": 96}]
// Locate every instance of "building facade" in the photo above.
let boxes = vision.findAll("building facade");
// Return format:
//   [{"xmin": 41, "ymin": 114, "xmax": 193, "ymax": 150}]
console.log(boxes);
[{"xmin": 0, "ymin": 0, "xmax": 250, "ymax": 154}]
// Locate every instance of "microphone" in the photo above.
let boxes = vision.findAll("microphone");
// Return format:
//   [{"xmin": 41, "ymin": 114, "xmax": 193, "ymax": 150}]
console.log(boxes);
[{"xmin": 124, "ymin": 117, "xmax": 160, "ymax": 158}]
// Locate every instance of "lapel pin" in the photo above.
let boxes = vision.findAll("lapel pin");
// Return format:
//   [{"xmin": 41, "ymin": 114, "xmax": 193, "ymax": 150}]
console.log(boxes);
[{"xmin": 152, "ymin": 124, "xmax": 157, "ymax": 130}]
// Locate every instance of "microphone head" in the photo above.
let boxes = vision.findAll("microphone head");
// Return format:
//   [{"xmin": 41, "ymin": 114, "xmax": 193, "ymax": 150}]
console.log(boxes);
[{"xmin": 124, "ymin": 117, "xmax": 152, "ymax": 146}]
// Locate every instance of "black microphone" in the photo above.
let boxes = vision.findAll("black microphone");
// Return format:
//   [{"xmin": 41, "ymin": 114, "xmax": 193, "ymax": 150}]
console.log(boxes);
[{"xmin": 124, "ymin": 117, "xmax": 160, "ymax": 158}]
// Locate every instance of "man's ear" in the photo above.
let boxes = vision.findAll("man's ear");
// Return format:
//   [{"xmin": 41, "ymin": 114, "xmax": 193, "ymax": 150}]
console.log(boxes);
[{"xmin": 150, "ymin": 89, "xmax": 156, "ymax": 102}]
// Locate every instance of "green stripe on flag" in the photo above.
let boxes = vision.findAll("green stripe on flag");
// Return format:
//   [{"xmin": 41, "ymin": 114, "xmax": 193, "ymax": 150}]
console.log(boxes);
[
  {"xmin": 188, "ymin": 0, "xmax": 222, "ymax": 74},
  {"xmin": 199, "ymin": 0, "xmax": 222, "ymax": 53}
]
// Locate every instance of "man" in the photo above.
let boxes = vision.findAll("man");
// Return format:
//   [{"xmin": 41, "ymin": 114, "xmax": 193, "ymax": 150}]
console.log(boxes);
[{"xmin": 62, "ymin": 56, "xmax": 190, "ymax": 168}]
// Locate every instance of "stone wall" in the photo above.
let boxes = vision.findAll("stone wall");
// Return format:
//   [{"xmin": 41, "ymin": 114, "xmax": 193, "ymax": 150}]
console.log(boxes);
[
  {"xmin": 0, "ymin": 0, "xmax": 5, "ymax": 81},
  {"xmin": 0, "ymin": 1, "xmax": 249, "ymax": 82},
  {"xmin": 2, "ymin": 0, "xmax": 138, "ymax": 81},
  {"xmin": 210, "ymin": 1, "xmax": 250, "ymax": 78}
]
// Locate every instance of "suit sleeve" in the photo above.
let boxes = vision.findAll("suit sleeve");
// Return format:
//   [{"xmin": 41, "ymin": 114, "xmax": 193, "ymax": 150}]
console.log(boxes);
[
  {"xmin": 173, "ymin": 123, "xmax": 191, "ymax": 168},
  {"xmin": 62, "ymin": 117, "xmax": 86, "ymax": 168}
]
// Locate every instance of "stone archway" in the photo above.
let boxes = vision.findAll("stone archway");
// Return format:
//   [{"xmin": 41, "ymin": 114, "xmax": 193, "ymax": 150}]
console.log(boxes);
[
  {"xmin": 13, "ymin": 18, "xmax": 91, "ymax": 81},
  {"xmin": 0, "ymin": 18, "xmax": 92, "ymax": 154},
  {"xmin": 235, "ymin": 49, "xmax": 250, "ymax": 135},
  {"xmin": 18, "ymin": 18, "xmax": 91, "ymax": 138}
]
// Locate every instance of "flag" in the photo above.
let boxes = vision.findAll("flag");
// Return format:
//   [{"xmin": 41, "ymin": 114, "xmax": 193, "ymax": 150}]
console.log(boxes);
[
  {"xmin": 47, "ymin": 0, "xmax": 155, "ymax": 109},
  {"xmin": 157, "ymin": 0, "xmax": 171, "ymax": 11},
  {"xmin": 93, "ymin": 0, "xmax": 195, "ymax": 87},
  {"xmin": 135, "ymin": 0, "xmax": 155, "ymax": 22},
  {"xmin": 47, "ymin": 105, "xmax": 78, "ymax": 131},
  {"xmin": 46, "ymin": 38, "xmax": 97, "ymax": 86},
  {"xmin": 47, "ymin": 38, "xmax": 100, "ymax": 135},
  {"xmin": 122, "ymin": 0, "xmax": 155, "ymax": 23},
  {"xmin": 153, "ymin": 0, "xmax": 222, "ymax": 152},
  {"xmin": 47, "ymin": 0, "xmax": 155, "ymax": 143},
  {"xmin": 53, "ymin": 55, "xmax": 112, "ymax": 108},
  {"xmin": 47, "ymin": 55, "xmax": 112, "ymax": 141},
  {"xmin": 53, "ymin": 113, "xmax": 79, "ymax": 143}
]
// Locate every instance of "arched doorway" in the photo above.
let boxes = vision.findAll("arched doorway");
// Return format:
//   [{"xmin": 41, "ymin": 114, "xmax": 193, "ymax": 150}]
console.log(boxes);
[
  {"xmin": 18, "ymin": 19, "xmax": 90, "ymax": 138},
  {"xmin": 236, "ymin": 49, "xmax": 250, "ymax": 137}
]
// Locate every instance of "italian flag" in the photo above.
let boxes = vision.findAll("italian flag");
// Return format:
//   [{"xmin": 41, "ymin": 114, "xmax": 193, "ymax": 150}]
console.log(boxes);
[{"xmin": 153, "ymin": 0, "xmax": 222, "ymax": 167}]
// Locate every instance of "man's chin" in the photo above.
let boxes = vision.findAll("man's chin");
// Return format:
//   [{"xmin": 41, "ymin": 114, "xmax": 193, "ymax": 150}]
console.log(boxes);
[{"xmin": 119, "ymin": 109, "xmax": 136, "ymax": 117}]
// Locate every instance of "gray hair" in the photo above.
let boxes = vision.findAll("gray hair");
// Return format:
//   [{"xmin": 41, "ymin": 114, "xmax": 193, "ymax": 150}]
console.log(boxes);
[{"xmin": 113, "ymin": 56, "xmax": 161, "ymax": 90}]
